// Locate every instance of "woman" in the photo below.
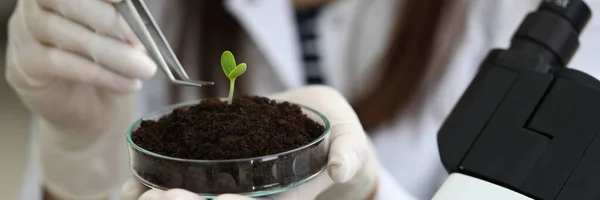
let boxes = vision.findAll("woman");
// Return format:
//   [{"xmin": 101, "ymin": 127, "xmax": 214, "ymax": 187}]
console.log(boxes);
[{"xmin": 6, "ymin": 0, "xmax": 600, "ymax": 199}]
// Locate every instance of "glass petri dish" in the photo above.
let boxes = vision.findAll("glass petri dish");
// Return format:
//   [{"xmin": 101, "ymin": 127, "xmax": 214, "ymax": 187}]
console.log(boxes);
[{"xmin": 126, "ymin": 99, "xmax": 330, "ymax": 198}]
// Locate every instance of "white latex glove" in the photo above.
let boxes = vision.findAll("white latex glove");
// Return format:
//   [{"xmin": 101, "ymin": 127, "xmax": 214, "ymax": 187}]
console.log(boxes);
[
  {"xmin": 5, "ymin": 0, "xmax": 156, "ymax": 199},
  {"xmin": 119, "ymin": 86, "xmax": 382, "ymax": 200}
]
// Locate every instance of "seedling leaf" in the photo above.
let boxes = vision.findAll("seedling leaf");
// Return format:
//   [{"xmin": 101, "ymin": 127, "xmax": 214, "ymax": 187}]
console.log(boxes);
[
  {"xmin": 228, "ymin": 63, "xmax": 247, "ymax": 80},
  {"xmin": 221, "ymin": 51, "xmax": 236, "ymax": 76}
]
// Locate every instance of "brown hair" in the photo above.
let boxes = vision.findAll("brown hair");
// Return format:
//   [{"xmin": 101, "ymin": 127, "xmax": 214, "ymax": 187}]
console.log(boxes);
[
  {"xmin": 352, "ymin": 0, "xmax": 466, "ymax": 131},
  {"xmin": 176, "ymin": 0, "xmax": 467, "ymax": 132}
]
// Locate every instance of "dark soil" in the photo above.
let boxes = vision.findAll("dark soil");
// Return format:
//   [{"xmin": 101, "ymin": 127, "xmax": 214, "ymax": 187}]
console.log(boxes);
[
  {"xmin": 129, "ymin": 96, "xmax": 328, "ymax": 194},
  {"xmin": 132, "ymin": 96, "xmax": 325, "ymax": 159}
]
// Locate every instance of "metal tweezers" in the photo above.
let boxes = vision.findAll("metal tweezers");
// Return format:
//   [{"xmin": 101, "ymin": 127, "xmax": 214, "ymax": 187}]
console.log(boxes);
[{"xmin": 115, "ymin": 0, "xmax": 214, "ymax": 87}]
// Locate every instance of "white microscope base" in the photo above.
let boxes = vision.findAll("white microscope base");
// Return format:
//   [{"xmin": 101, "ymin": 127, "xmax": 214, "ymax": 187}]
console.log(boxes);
[{"xmin": 432, "ymin": 173, "xmax": 533, "ymax": 200}]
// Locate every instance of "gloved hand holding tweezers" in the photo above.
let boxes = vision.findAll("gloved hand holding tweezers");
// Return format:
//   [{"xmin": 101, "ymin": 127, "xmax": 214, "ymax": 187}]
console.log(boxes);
[{"xmin": 5, "ymin": 0, "xmax": 208, "ymax": 199}]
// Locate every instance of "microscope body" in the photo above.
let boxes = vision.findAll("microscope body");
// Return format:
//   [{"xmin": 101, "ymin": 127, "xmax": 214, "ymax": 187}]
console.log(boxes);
[{"xmin": 435, "ymin": 0, "xmax": 600, "ymax": 199}]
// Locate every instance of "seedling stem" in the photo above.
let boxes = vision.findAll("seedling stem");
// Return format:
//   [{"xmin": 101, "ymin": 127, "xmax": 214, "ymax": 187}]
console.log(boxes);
[{"xmin": 221, "ymin": 51, "xmax": 247, "ymax": 105}]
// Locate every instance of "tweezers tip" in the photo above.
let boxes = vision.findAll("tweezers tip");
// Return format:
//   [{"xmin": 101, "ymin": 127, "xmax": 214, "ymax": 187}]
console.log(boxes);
[{"xmin": 173, "ymin": 80, "xmax": 215, "ymax": 87}]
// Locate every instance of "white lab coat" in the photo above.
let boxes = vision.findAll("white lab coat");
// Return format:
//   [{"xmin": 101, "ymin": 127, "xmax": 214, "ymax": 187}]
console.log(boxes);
[{"xmin": 19, "ymin": 0, "xmax": 600, "ymax": 199}]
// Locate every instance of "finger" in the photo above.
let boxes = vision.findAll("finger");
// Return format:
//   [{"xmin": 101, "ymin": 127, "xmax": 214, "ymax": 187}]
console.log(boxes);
[
  {"xmin": 120, "ymin": 179, "xmax": 150, "ymax": 200},
  {"xmin": 139, "ymin": 189, "xmax": 165, "ymax": 200},
  {"xmin": 327, "ymin": 121, "xmax": 369, "ymax": 183},
  {"xmin": 26, "ymin": 6, "xmax": 152, "ymax": 76},
  {"xmin": 316, "ymin": 156, "xmax": 379, "ymax": 200},
  {"xmin": 28, "ymin": 9, "xmax": 156, "ymax": 80},
  {"xmin": 268, "ymin": 86, "xmax": 369, "ymax": 183},
  {"xmin": 46, "ymin": 48, "xmax": 142, "ymax": 93},
  {"xmin": 162, "ymin": 189, "xmax": 206, "ymax": 200},
  {"xmin": 36, "ymin": 0, "xmax": 141, "ymax": 46}
]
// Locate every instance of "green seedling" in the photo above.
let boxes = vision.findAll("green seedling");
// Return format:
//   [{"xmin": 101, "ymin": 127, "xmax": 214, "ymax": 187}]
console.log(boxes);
[{"xmin": 221, "ymin": 50, "xmax": 247, "ymax": 105}]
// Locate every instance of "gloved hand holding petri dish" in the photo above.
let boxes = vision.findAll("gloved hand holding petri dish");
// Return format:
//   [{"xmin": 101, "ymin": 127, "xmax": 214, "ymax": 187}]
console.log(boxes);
[{"xmin": 121, "ymin": 83, "xmax": 380, "ymax": 200}]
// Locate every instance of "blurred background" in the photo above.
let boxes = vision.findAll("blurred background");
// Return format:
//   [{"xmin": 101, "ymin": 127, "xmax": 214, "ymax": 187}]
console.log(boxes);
[{"xmin": 0, "ymin": 0, "xmax": 29, "ymax": 199}]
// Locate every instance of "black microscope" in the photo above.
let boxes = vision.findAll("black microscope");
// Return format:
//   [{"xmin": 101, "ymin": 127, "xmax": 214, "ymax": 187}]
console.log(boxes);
[{"xmin": 435, "ymin": 0, "xmax": 600, "ymax": 199}]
